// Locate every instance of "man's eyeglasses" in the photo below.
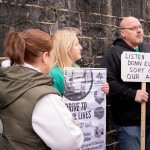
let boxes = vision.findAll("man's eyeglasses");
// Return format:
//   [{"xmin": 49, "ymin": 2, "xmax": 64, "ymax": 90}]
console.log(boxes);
[{"xmin": 121, "ymin": 25, "xmax": 142, "ymax": 31}]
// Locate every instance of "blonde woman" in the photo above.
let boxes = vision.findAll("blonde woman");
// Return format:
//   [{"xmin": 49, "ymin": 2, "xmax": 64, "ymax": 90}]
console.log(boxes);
[{"xmin": 49, "ymin": 28, "xmax": 109, "ymax": 95}]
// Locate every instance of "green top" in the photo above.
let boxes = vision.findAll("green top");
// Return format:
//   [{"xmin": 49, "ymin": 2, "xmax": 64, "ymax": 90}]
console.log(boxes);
[
  {"xmin": 49, "ymin": 66, "xmax": 64, "ymax": 95},
  {"xmin": 135, "ymin": 47, "xmax": 139, "ymax": 52},
  {"xmin": 49, "ymin": 64, "xmax": 80, "ymax": 95}
]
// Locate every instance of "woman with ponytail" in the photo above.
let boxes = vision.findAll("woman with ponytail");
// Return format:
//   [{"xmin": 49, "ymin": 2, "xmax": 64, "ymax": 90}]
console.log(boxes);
[{"xmin": 0, "ymin": 29, "xmax": 84, "ymax": 150}]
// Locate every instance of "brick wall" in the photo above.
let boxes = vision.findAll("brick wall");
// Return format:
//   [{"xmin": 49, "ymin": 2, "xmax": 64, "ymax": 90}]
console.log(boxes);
[{"xmin": 1, "ymin": 0, "xmax": 150, "ymax": 149}]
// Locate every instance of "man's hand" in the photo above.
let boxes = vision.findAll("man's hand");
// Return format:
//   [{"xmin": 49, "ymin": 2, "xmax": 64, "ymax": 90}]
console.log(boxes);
[{"xmin": 135, "ymin": 90, "xmax": 149, "ymax": 103}]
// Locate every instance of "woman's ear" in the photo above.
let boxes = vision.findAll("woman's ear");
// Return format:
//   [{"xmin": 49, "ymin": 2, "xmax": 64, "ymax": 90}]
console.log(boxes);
[{"xmin": 42, "ymin": 52, "xmax": 49, "ymax": 65}]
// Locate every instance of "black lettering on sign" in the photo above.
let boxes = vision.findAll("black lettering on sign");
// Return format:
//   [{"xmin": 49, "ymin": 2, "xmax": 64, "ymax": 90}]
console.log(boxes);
[
  {"xmin": 65, "ymin": 102, "xmax": 80, "ymax": 112},
  {"xmin": 127, "ymin": 74, "xmax": 139, "ymax": 79}
]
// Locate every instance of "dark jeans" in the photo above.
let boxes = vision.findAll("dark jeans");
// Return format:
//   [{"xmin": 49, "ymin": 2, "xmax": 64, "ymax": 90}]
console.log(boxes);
[
  {"xmin": 116, "ymin": 125, "xmax": 150, "ymax": 150},
  {"xmin": 146, "ymin": 125, "xmax": 150, "ymax": 150},
  {"xmin": 116, "ymin": 126, "xmax": 140, "ymax": 150}
]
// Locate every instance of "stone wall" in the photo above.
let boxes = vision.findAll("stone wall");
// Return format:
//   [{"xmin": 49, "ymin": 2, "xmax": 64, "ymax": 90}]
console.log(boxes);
[{"xmin": 1, "ymin": 0, "xmax": 150, "ymax": 149}]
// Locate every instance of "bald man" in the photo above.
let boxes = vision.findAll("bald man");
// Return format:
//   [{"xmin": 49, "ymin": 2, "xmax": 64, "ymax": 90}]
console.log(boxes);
[{"xmin": 102, "ymin": 16, "xmax": 150, "ymax": 150}]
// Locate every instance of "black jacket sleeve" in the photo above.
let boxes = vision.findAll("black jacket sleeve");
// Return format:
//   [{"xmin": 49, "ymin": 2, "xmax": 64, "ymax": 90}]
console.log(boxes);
[{"xmin": 101, "ymin": 47, "xmax": 138, "ymax": 102}]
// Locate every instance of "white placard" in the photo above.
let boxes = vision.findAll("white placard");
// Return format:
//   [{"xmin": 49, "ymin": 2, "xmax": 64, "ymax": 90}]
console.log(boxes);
[
  {"xmin": 63, "ymin": 68, "xmax": 106, "ymax": 150},
  {"xmin": 121, "ymin": 51, "xmax": 150, "ymax": 82}
]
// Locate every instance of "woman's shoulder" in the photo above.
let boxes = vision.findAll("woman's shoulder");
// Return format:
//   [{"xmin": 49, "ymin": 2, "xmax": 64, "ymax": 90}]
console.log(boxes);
[
  {"xmin": 51, "ymin": 66, "xmax": 63, "ymax": 72},
  {"xmin": 49, "ymin": 66, "xmax": 63, "ymax": 76},
  {"xmin": 1, "ymin": 60, "xmax": 11, "ymax": 67}
]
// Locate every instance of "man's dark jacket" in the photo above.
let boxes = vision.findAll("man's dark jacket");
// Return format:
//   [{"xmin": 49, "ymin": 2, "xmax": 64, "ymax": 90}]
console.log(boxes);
[{"xmin": 101, "ymin": 38, "xmax": 150, "ymax": 126}]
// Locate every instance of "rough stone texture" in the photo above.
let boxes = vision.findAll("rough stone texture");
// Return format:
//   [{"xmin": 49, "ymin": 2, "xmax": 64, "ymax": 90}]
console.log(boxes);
[
  {"xmin": 58, "ymin": 10, "xmax": 80, "ymax": 28},
  {"xmin": 1, "ymin": 0, "xmax": 150, "ymax": 149}
]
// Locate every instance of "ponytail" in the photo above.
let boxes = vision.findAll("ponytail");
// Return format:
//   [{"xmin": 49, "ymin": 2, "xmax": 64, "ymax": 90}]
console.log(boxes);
[{"xmin": 3, "ymin": 30, "xmax": 25, "ymax": 66}]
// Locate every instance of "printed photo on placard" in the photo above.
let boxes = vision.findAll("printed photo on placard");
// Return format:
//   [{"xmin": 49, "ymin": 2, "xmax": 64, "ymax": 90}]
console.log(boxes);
[{"xmin": 63, "ymin": 68, "xmax": 107, "ymax": 150}]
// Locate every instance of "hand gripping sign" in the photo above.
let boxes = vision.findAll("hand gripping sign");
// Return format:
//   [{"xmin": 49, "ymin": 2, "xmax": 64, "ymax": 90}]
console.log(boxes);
[{"xmin": 121, "ymin": 51, "xmax": 150, "ymax": 150}]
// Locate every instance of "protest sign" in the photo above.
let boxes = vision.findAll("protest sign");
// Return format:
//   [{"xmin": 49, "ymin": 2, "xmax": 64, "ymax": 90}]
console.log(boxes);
[
  {"xmin": 63, "ymin": 68, "xmax": 106, "ymax": 150},
  {"xmin": 121, "ymin": 51, "xmax": 150, "ymax": 82}
]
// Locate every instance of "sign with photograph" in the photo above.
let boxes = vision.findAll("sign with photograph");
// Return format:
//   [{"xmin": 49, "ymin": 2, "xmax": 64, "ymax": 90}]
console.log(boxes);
[
  {"xmin": 121, "ymin": 51, "xmax": 150, "ymax": 82},
  {"xmin": 63, "ymin": 68, "xmax": 107, "ymax": 150}
]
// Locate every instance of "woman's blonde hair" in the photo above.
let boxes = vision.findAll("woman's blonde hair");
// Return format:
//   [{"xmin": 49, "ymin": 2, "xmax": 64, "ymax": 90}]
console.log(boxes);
[{"xmin": 52, "ymin": 29, "xmax": 78, "ymax": 70}]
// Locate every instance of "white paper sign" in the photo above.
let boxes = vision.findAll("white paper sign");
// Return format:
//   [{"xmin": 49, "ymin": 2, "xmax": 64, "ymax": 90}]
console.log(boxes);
[
  {"xmin": 121, "ymin": 51, "xmax": 150, "ymax": 82},
  {"xmin": 63, "ymin": 68, "xmax": 106, "ymax": 150}
]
